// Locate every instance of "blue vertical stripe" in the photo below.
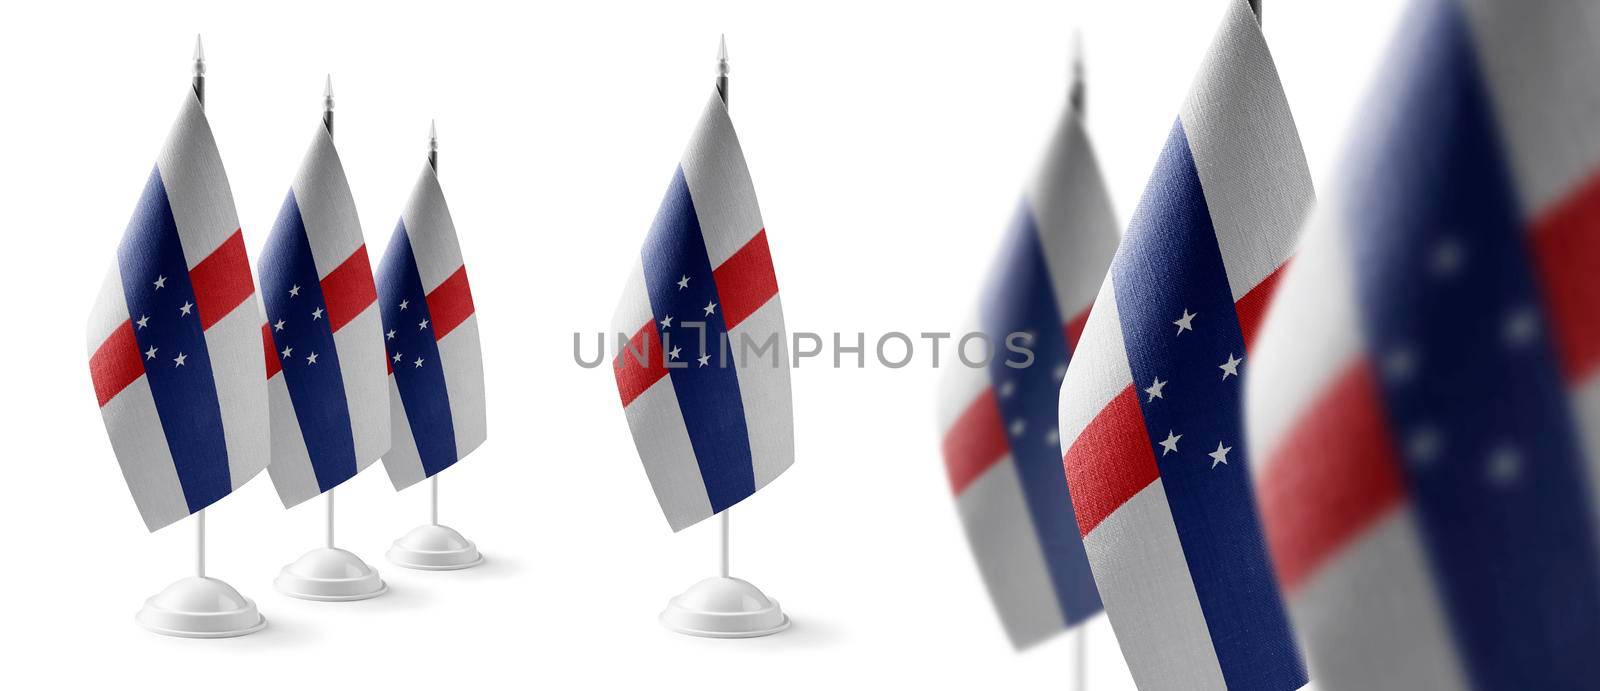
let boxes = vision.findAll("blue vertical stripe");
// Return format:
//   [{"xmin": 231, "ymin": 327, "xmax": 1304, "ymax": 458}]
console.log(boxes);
[
  {"xmin": 117, "ymin": 167, "xmax": 232, "ymax": 513},
  {"xmin": 1111, "ymin": 122, "xmax": 1305, "ymax": 690},
  {"xmin": 260, "ymin": 191, "xmax": 358, "ymax": 492},
  {"xmin": 980, "ymin": 202, "xmax": 1103, "ymax": 625},
  {"xmin": 1342, "ymin": 1, "xmax": 1600, "ymax": 686},
  {"xmin": 377, "ymin": 221, "xmax": 458, "ymax": 478},
  {"xmin": 641, "ymin": 167, "xmax": 755, "ymax": 512}
]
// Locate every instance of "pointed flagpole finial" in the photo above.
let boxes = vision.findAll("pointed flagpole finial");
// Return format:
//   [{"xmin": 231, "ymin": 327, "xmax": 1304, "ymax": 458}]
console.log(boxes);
[
  {"xmin": 1069, "ymin": 29, "xmax": 1085, "ymax": 117},
  {"xmin": 716, "ymin": 34, "xmax": 731, "ymax": 105},
  {"xmin": 322, "ymin": 74, "xmax": 335, "ymax": 135},
  {"xmin": 428, "ymin": 119, "xmax": 439, "ymax": 171},
  {"xmin": 1249, "ymin": 0, "xmax": 1263, "ymax": 24},
  {"xmin": 191, "ymin": 35, "xmax": 206, "ymax": 106}
]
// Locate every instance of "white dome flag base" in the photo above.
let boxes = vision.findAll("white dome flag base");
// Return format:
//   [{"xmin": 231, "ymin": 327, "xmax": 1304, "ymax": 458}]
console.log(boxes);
[
  {"xmin": 388, "ymin": 476, "xmax": 484, "ymax": 570},
  {"xmin": 388, "ymin": 524, "xmax": 483, "ymax": 570},
  {"xmin": 137, "ymin": 576, "xmax": 267, "ymax": 638},
  {"xmin": 660, "ymin": 511, "xmax": 790, "ymax": 638},
  {"xmin": 137, "ymin": 510, "xmax": 267, "ymax": 638},
  {"xmin": 276, "ymin": 489, "xmax": 388, "ymax": 601}
]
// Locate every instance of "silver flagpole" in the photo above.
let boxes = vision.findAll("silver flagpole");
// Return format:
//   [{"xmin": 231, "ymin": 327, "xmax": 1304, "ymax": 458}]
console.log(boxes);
[
  {"xmin": 428, "ymin": 120, "xmax": 441, "ymax": 529},
  {"xmin": 192, "ymin": 34, "xmax": 208, "ymax": 581},
  {"xmin": 1069, "ymin": 35, "xmax": 1088, "ymax": 691},
  {"xmin": 716, "ymin": 33, "xmax": 732, "ymax": 581},
  {"xmin": 322, "ymin": 74, "xmax": 337, "ymax": 551}
]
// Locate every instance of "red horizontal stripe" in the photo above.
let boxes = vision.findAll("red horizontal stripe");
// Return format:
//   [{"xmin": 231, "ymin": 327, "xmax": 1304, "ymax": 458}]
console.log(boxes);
[
  {"xmin": 1258, "ymin": 358, "xmax": 1406, "ymax": 594},
  {"xmin": 189, "ymin": 229, "xmax": 254, "ymax": 331},
  {"xmin": 426, "ymin": 266, "xmax": 476, "ymax": 341},
  {"xmin": 614, "ymin": 321, "xmax": 667, "ymax": 407},
  {"xmin": 942, "ymin": 388, "xmax": 1009, "ymax": 495},
  {"xmin": 1531, "ymin": 169, "xmax": 1600, "ymax": 383},
  {"xmin": 1064, "ymin": 384, "xmax": 1160, "ymax": 537},
  {"xmin": 1235, "ymin": 260, "xmax": 1289, "ymax": 350},
  {"xmin": 320, "ymin": 245, "xmax": 378, "ymax": 334},
  {"xmin": 91, "ymin": 320, "xmax": 145, "ymax": 406},
  {"xmin": 712, "ymin": 229, "xmax": 779, "ymax": 330},
  {"xmin": 1064, "ymin": 305, "xmax": 1091, "ymax": 353},
  {"xmin": 263, "ymin": 322, "xmax": 281, "ymax": 379}
]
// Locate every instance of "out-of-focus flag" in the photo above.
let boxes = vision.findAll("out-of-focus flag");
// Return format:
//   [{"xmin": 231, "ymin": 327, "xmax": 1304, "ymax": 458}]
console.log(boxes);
[
  {"xmin": 376, "ymin": 164, "xmax": 485, "ymax": 490},
  {"xmin": 260, "ymin": 124, "xmax": 389, "ymax": 508},
  {"xmin": 938, "ymin": 95, "xmax": 1116, "ymax": 649},
  {"xmin": 1246, "ymin": 0, "xmax": 1600, "ymax": 688},
  {"xmin": 1057, "ymin": 0, "xmax": 1312, "ymax": 687},
  {"xmin": 611, "ymin": 90, "xmax": 792, "ymax": 532},
  {"xmin": 87, "ymin": 90, "xmax": 268, "ymax": 531}
]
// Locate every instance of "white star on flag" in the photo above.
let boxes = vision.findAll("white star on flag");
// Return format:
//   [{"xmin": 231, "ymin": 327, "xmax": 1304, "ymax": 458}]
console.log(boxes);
[
  {"xmin": 386, "ymin": 329, "xmax": 396, "ymax": 340},
  {"xmin": 273, "ymin": 319, "xmax": 286, "ymax": 331},
  {"xmin": 1220, "ymin": 353, "xmax": 1242, "ymax": 379},
  {"xmin": 1160, "ymin": 430, "xmax": 1182, "ymax": 456},
  {"xmin": 392, "ymin": 352, "xmax": 402, "ymax": 363},
  {"xmin": 136, "ymin": 314, "xmax": 149, "ymax": 329},
  {"xmin": 413, "ymin": 357, "xmax": 424, "ymax": 368},
  {"xmin": 703, "ymin": 301, "xmax": 717, "ymax": 316},
  {"xmin": 669, "ymin": 346, "xmax": 682, "ymax": 360},
  {"xmin": 419, "ymin": 319, "xmax": 429, "ymax": 330},
  {"xmin": 1174, "ymin": 309, "xmax": 1197, "ymax": 335},
  {"xmin": 1208, "ymin": 441, "xmax": 1232, "ymax": 469},
  {"xmin": 179, "ymin": 301, "xmax": 193, "ymax": 316},
  {"xmin": 306, "ymin": 351, "xmax": 318, "ymax": 365},
  {"xmin": 697, "ymin": 353, "xmax": 711, "ymax": 367},
  {"xmin": 144, "ymin": 345, "xmax": 158, "ymax": 360},
  {"xmin": 398, "ymin": 299, "xmax": 408, "ymax": 310},
  {"xmin": 172, "ymin": 352, "xmax": 187, "ymax": 367},
  {"xmin": 312, "ymin": 307, "xmax": 324, "ymax": 320},
  {"xmin": 289, "ymin": 284, "xmax": 300, "ymax": 297},
  {"xmin": 677, "ymin": 275, "xmax": 691, "ymax": 289},
  {"xmin": 282, "ymin": 346, "xmax": 293, "ymax": 358},
  {"xmin": 153, "ymin": 275, "xmax": 166, "ymax": 290},
  {"xmin": 1146, "ymin": 376, "xmax": 1168, "ymax": 401},
  {"xmin": 661, "ymin": 315, "xmax": 674, "ymax": 328}
]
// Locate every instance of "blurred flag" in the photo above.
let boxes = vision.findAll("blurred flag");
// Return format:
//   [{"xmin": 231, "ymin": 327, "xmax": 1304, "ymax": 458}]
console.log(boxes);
[
  {"xmin": 87, "ymin": 90, "xmax": 268, "ymax": 531},
  {"xmin": 1057, "ymin": 0, "xmax": 1312, "ymax": 687},
  {"xmin": 260, "ymin": 124, "xmax": 389, "ymax": 508},
  {"xmin": 1246, "ymin": 0, "xmax": 1600, "ymax": 688},
  {"xmin": 376, "ymin": 163, "xmax": 486, "ymax": 490},
  {"xmin": 938, "ymin": 94, "xmax": 1116, "ymax": 648},
  {"xmin": 611, "ymin": 90, "xmax": 792, "ymax": 532}
]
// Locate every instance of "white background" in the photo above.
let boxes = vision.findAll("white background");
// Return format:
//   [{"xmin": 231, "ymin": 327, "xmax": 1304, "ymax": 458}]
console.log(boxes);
[{"xmin": 1, "ymin": 0, "xmax": 1406, "ymax": 688}]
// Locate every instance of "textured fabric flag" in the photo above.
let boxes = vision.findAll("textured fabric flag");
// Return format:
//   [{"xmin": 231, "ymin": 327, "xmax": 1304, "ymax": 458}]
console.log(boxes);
[
  {"xmin": 1246, "ymin": 0, "xmax": 1600, "ymax": 688},
  {"xmin": 938, "ymin": 98, "xmax": 1116, "ymax": 649},
  {"xmin": 376, "ymin": 163, "xmax": 486, "ymax": 490},
  {"xmin": 260, "ymin": 124, "xmax": 389, "ymax": 508},
  {"xmin": 1056, "ymin": 0, "xmax": 1312, "ymax": 688},
  {"xmin": 87, "ymin": 90, "xmax": 268, "ymax": 532},
  {"xmin": 612, "ymin": 90, "xmax": 792, "ymax": 532}
]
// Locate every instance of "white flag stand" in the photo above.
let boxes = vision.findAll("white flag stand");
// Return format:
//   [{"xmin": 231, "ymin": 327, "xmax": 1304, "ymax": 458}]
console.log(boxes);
[
  {"xmin": 274, "ymin": 488, "xmax": 388, "ymax": 600},
  {"xmin": 136, "ymin": 509, "xmax": 267, "ymax": 637},
  {"xmin": 387, "ymin": 475, "xmax": 484, "ymax": 570},
  {"xmin": 659, "ymin": 508, "xmax": 790, "ymax": 637}
]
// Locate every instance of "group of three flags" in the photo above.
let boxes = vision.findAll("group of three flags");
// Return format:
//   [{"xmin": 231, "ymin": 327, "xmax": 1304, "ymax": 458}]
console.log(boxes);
[
  {"xmin": 88, "ymin": 86, "xmax": 484, "ymax": 533},
  {"xmin": 946, "ymin": 0, "xmax": 1600, "ymax": 688}
]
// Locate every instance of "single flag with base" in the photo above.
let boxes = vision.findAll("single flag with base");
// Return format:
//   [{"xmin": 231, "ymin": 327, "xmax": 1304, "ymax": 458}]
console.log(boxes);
[
  {"xmin": 613, "ymin": 38, "xmax": 792, "ymax": 638},
  {"xmin": 87, "ymin": 39, "xmax": 267, "ymax": 638},
  {"xmin": 939, "ymin": 63, "xmax": 1115, "ymax": 649},
  {"xmin": 1056, "ymin": 0, "xmax": 1311, "ymax": 688},
  {"xmin": 261, "ymin": 80, "xmax": 390, "ymax": 602},
  {"xmin": 1246, "ymin": 0, "xmax": 1600, "ymax": 688},
  {"xmin": 378, "ymin": 123, "xmax": 488, "ymax": 571}
]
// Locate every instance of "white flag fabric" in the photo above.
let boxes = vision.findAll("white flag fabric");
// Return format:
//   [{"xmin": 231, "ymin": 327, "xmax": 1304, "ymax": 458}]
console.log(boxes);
[
  {"xmin": 260, "ymin": 124, "xmax": 390, "ymax": 508},
  {"xmin": 1246, "ymin": 0, "xmax": 1600, "ymax": 688},
  {"xmin": 376, "ymin": 163, "xmax": 487, "ymax": 491},
  {"xmin": 87, "ymin": 90, "xmax": 268, "ymax": 531},
  {"xmin": 611, "ymin": 91, "xmax": 793, "ymax": 531}
]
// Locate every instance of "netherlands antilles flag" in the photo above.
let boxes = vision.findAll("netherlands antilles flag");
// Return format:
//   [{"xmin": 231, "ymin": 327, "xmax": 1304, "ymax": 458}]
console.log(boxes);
[
  {"xmin": 260, "ymin": 124, "xmax": 389, "ymax": 508},
  {"xmin": 611, "ymin": 90, "xmax": 792, "ymax": 532},
  {"xmin": 376, "ymin": 162, "xmax": 485, "ymax": 490},
  {"xmin": 1056, "ymin": 0, "xmax": 1312, "ymax": 688},
  {"xmin": 87, "ymin": 90, "xmax": 268, "ymax": 531},
  {"xmin": 938, "ymin": 97, "xmax": 1117, "ymax": 648},
  {"xmin": 1246, "ymin": 0, "xmax": 1600, "ymax": 688}
]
